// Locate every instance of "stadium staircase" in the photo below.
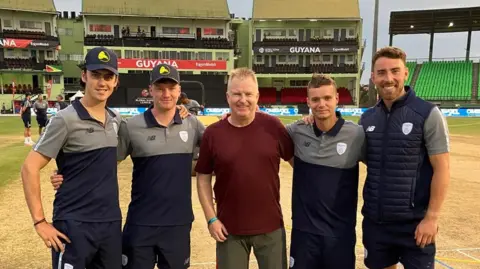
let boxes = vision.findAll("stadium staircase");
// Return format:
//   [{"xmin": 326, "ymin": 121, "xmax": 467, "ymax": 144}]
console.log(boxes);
[
  {"xmin": 413, "ymin": 61, "xmax": 472, "ymax": 101},
  {"xmin": 409, "ymin": 63, "xmax": 422, "ymax": 88},
  {"xmin": 473, "ymin": 62, "xmax": 479, "ymax": 101}
]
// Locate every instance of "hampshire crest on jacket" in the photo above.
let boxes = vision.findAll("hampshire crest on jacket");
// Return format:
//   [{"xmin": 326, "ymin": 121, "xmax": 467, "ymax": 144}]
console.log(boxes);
[
  {"xmin": 402, "ymin": 122, "xmax": 413, "ymax": 135},
  {"xmin": 336, "ymin": 142, "xmax": 347, "ymax": 155}
]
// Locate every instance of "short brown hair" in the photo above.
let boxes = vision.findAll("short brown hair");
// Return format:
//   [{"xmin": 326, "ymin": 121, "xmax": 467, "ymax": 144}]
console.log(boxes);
[
  {"xmin": 372, "ymin": 46, "xmax": 407, "ymax": 67},
  {"xmin": 307, "ymin": 73, "xmax": 337, "ymax": 90}
]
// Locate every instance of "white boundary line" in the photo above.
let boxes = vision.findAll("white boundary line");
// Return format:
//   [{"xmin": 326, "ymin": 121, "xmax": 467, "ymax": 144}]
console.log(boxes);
[
  {"xmin": 190, "ymin": 247, "xmax": 480, "ymax": 266},
  {"xmin": 457, "ymin": 250, "xmax": 480, "ymax": 261}
]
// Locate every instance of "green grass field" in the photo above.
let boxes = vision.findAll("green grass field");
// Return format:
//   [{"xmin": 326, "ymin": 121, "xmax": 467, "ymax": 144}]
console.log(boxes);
[
  {"xmin": 1, "ymin": 115, "xmax": 479, "ymax": 189},
  {"xmin": 1, "ymin": 115, "xmax": 480, "ymax": 268}
]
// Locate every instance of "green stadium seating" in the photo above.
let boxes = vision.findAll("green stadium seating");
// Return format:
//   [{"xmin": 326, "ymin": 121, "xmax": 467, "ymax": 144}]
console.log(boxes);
[
  {"xmin": 414, "ymin": 61, "xmax": 472, "ymax": 101},
  {"xmin": 405, "ymin": 61, "xmax": 416, "ymax": 86}
]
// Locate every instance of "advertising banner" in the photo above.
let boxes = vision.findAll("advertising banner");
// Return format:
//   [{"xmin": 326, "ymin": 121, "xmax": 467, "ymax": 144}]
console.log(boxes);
[
  {"xmin": 44, "ymin": 107, "xmax": 480, "ymax": 117},
  {"xmin": 118, "ymin": 59, "xmax": 227, "ymax": 70},
  {"xmin": 253, "ymin": 45, "xmax": 358, "ymax": 54},
  {"xmin": 0, "ymin": 38, "xmax": 60, "ymax": 49}
]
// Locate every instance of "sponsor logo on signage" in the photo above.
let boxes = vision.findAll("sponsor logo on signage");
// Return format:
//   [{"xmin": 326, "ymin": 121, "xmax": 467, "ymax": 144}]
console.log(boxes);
[
  {"xmin": 117, "ymin": 59, "xmax": 227, "ymax": 70},
  {"xmin": 289, "ymin": 47, "xmax": 321, "ymax": 53},
  {"xmin": 0, "ymin": 38, "xmax": 59, "ymax": 48},
  {"xmin": 333, "ymin": 47, "xmax": 351, "ymax": 52}
]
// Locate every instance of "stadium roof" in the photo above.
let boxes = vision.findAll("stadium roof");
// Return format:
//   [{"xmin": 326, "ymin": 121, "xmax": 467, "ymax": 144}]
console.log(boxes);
[
  {"xmin": 0, "ymin": 0, "xmax": 57, "ymax": 14},
  {"xmin": 390, "ymin": 6, "xmax": 480, "ymax": 35},
  {"xmin": 252, "ymin": 0, "xmax": 360, "ymax": 20},
  {"xmin": 82, "ymin": 0, "xmax": 230, "ymax": 19}
]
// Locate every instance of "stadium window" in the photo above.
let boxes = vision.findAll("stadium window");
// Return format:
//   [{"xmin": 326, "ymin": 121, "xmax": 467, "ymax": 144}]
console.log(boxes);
[
  {"xmin": 162, "ymin": 27, "xmax": 191, "ymax": 35},
  {"xmin": 263, "ymin": 29, "xmax": 287, "ymax": 38},
  {"xmin": 348, "ymin": 29, "xmax": 355, "ymax": 37},
  {"xmin": 216, "ymin": 52, "xmax": 229, "ymax": 61},
  {"xmin": 5, "ymin": 49, "xmax": 14, "ymax": 58},
  {"xmin": 347, "ymin": 55, "xmax": 354, "ymax": 62},
  {"xmin": 278, "ymin": 55, "xmax": 287, "ymax": 63},
  {"xmin": 312, "ymin": 55, "xmax": 321, "ymax": 63},
  {"xmin": 21, "ymin": 50, "xmax": 30, "ymax": 58},
  {"xmin": 3, "ymin": 19, "xmax": 12, "ymax": 28},
  {"xmin": 255, "ymin": 55, "xmax": 263, "ymax": 63},
  {"xmin": 46, "ymin": 51, "xmax": 54, "ymax": 58},
  {"xmin": 125, "ymin": 50, "xmax": 141, "ymax": 59},
  {"xmin": 144, "ymin": 51, "xmax": 158, "ymax": 59},
  {"xmin": 89, "ymin": 24, "xmax": 112, "ymax": 33},
  {"xmin": 288, "ymin": 29, "xmax": 296, "ymax": 37},
  {"xmin": 312, "ymin": 29, "xmax": 321, "ymax": 38},
  {"xmin": 45, "ymin": 75, "xmax": 61, "ymax": 84},
  {"xmin": 69, "ymin": 54, "xmax": 83, "ymax": 61},
  {"xmin": 322, "ymin": 55, "xmax": 331, "ymax": 63},
  {"xmin": 20, "ymin": 20, "xmax": 43, "ymax": 30},
  {"xmin": 204, "ymin": 28, "xmax": 224, "ymax": 36},
  {"xmin": 288, "ymin": 55, "xmax": 297, "ymax": 63},
  {"xmin": 113, "ymin": 50, "xmax": 122, "ymax": 58},
  {"xmin": 180, "ymin": 51, "xmax": 192, "ymax": 60},
  {"xmin": 198, "ymin": 52, "xmax": 212, "ymax": 60},
  {"xmin": 323, "ymin": 29, "xmax": 333, "ymax": 38}
]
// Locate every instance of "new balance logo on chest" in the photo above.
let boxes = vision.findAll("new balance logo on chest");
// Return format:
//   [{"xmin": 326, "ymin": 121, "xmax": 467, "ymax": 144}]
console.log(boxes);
[
  {"xmin": 147, "ymin": 135, "xmax": 156, "ymax": 141},
  {"xmin": 366, "ymin": 126, "xmax": 375, "ymax": 132}
]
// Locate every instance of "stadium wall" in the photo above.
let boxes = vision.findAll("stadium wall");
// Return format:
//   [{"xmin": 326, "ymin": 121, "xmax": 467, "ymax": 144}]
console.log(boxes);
[
  {"xmin": 0, "ymin": 10, "xmax": 57, "ymax": 34},
  {"xmin": 57, "ymin": 17, "xmax": 85, "ymax": 79},
  {"xmin": 236, "ymin": 20, "xmax": 252, "ymax": 69}
]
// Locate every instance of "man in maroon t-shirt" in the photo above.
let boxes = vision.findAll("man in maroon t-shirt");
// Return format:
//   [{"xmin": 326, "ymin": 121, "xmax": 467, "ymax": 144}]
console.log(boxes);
[{"xmin": 195, "ymin": 67, "xmax": 294, "ymax": 269}]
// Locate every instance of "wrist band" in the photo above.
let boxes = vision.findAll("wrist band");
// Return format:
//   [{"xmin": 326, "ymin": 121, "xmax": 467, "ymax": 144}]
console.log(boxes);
[
  {"xmin": 208, "ymin": 217, "xmax": 218, "ymax": 225},
  {"xmin": 34, "ymin": 218, "xmax": 46, "ymax": 226}
]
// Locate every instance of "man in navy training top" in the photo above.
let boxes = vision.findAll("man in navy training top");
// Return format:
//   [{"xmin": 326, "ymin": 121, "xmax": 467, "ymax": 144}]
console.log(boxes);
[
  {"xmin": 33, "ymin": 94, "xmax": 49, "ymax": 135},
  {"xmin": 288, "ymin": 74, "xmax": 365, "ymax": 269},
  {"xmin": 21, "ymin": 46, "xmax": 124, "ymax": 269},
  {"xmin": 50, "ymin": 64, "xmax": 200, "ymax": 269},
  {"xmin": 21, "ymin": 92, "xmax": 34, "ymax": 145},
  {"xmin": 360, "ymin": 46, "xmax": 450, "ymax": 269},
  {"xmin": 116, "ymin": 63, "xmax": 205, "ymax": 269}
]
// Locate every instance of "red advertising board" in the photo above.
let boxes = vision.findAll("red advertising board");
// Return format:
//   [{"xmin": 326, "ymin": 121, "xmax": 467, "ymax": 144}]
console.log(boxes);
[
  {"xmin": 117, "ymin": 59, "xmax": 227, "ymax": 70},
  {"xmin": 0, "ymin": 38, "xmax": 60, "ymax": 49}
]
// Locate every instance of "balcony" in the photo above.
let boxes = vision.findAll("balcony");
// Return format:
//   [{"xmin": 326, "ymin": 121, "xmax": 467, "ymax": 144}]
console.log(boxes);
[
  {"xmin": 1, "ymin": 84, "xmax": 43, "ymax": 95},
  {"xmin": 0, "ymin": 29, "xmax": 58, "ymax": 41},
  {"xmin": 0, "ymin": 58, "xmax": 61, "ymax": 71},
  {"xmin": 84, "ymin": 34, "xmax": 234, "ymax": 49},
  {"xmin": 253, "ymin": 37, "xmax": 359, "ymax": 47},
  {"xmin": 253, "ymin": 64, "xmax": 358, "ymax": 74}
]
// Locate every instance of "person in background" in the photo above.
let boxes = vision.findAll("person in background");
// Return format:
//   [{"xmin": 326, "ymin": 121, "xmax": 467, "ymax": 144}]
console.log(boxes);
[
  {"xmin": 55, "ymin": 95, "xmax": 69, "ymax": 111},
  {"xmin": 33, "ymin": 95, "xmax": 49, "ymax": 135},
  {"xmin": 21, "ymin": 92, "xmax": 34, "ymax": 145},
  {"xmin": 179, "ymin": 92, "xmax": 203, "ymax": 115}
]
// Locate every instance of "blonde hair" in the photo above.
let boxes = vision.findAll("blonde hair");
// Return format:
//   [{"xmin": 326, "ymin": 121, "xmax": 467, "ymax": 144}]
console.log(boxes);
[{"xmin": 227, "ymin": 67, "xmax": 258, "ymax": 91}]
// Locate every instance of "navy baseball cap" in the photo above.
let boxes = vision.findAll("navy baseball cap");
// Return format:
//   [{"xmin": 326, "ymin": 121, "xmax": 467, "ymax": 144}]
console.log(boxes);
[
  {"xmin": 84, "ymin": 47, "xmax": 118, "ymax": 75},
  {"xmin": 150, "ymin": 64, "xmax": 180, "ymax": 85}
]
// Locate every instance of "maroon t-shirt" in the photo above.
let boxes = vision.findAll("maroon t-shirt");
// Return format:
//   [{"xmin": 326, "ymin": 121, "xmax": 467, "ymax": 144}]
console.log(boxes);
[{"xmin": 195, "ymin": 112, "xmax": 294, "ymax": 235}]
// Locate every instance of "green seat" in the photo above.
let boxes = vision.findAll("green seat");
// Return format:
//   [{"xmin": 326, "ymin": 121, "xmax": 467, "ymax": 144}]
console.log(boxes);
[
  {"xmin": 413, "ymin": 61, "xmax": 472, "ymax": 101},
  {"xmin": 405, "ymin": 62, "xmax": 416, "ymax": 86}
]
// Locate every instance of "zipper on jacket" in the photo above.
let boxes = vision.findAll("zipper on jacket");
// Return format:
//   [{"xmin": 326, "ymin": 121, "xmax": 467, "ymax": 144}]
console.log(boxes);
[{"xmin": 379, "ymin": 111, "xmax": 390, "ymax": 223}]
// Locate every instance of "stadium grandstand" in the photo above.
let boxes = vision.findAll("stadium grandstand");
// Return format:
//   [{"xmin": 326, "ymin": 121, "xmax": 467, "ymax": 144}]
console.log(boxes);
[
  {"xmin": 79, "ymin": 0, "xmax": 235, "ymax": 108},
  {"xmin": 238, "ymin": 0, "xmax": 365, "ymax": 111},
  {"xmin": 0, "ymin": 0, "xmax": 63, "ymax": 113},
  {"xmin": 389, "ymin": 6, "xmax": 480, "ymax": 106}
]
